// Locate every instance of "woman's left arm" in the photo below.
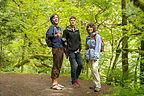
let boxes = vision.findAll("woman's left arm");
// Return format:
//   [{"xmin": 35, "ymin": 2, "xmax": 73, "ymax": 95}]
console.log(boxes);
[{"xmin": 95, "ymin": 35, "xmax": 102, "ymax": 59}]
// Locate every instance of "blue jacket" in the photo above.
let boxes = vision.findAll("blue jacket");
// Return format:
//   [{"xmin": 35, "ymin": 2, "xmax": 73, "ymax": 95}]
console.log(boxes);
[
  {"xmin": 47, "ymin": 25, "xmax": 63, "ymax": 48},
  {"xmin": 85, "ymin": 31, "xmax": 101, "ymax": 60}
]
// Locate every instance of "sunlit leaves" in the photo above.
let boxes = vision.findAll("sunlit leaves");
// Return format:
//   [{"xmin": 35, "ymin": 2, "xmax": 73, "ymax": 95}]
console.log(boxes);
[{"xmin": 0, "ymin": 0, "xmax": 144, "ymax": 84}]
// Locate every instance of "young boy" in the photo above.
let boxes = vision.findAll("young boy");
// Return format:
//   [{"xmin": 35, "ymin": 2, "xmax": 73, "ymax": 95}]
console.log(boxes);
[
  {"xmin": 62, "ymin": 16, "xmax": 83, "ymax": 88},
  {"xmin": 47, "ymin": 13, "xmax": 64, "ymax": 90}
]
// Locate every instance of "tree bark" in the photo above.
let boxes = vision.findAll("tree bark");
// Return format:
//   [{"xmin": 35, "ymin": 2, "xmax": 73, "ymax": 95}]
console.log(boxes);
[
  {"xmin": 106, "ymin": 28, "xmax": 114, "ymax": 83},
  {"xmin": 122, "ymin": 0, "xmax": 128, "ymax": 81},
  {"xmin": 15, "ymin": 54, "xmax": 52, "ymax": 68},
  {"xmin": 133, "ymin": 0, "xmax": 144, "ymax": 11},
  {"xmin": 134, "ymin": 57, "xmax": 139, "ymax": 83},
  {"xmin": 140, "ymin": 40, "xmax": 144, "ymax": 84},
  {"xmin": 21, "ymin": 34, "xmax": 26, "ymax": 72},
  {"xmin": 0, "ymin": 33, "xmax": 3, "ymax": 69}
]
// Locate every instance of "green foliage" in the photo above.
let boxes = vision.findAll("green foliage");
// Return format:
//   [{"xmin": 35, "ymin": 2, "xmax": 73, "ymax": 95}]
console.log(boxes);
[
  {"xmin": 107, "ymin": 85, "xmax": 144, "ymax": 96},
  {"xmin": 0, "ymin": 0, "xmax": 144, "ymax": 95}
]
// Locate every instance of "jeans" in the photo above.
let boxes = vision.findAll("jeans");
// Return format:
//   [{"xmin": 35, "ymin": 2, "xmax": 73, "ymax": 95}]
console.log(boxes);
[{"xmin": 69, "ymin": 52, "xmax": 83, "ymax": 84}]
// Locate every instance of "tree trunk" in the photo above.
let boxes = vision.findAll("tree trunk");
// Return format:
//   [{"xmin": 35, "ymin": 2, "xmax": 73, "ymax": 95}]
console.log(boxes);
[
  {"xmin": 106, "ymin": 28, "xmax": 114, "ymax": 84},
  {"xmin": 122, "ymin": 0, "xmax": 128, "ymax": 81},
  {"xmin": 21, "ymin": 34, "xmax": 26, "ymax": 72},
  {"xmin": 134, "ymin": 57, "xmax": 139, "ymax": 83},
  {"xmin": 140, "ymin": 40, "xmax": 144, "ymax": 84},
  {"xmin": 0, "ymin": 34, "xmax": 3, "ymax": 69},
  {"xmin": 133, "ymin": 0, "xmax": 144, "ymax": 11}
]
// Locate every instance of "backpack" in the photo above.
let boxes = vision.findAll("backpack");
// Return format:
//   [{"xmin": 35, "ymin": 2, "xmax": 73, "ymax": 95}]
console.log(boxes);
[
  {"xmin": 94, "ymin": 33, "xmax": 104, "ymax": 52},
  {"xmin": 45, "ymin": 26, "xmax": 56, "ymax": 47}
]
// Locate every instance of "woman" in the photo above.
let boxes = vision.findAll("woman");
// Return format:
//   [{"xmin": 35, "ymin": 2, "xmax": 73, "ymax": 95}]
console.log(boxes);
[{"xmin": 85, "ymin": 22, "xmax": 102, "ymax": 92}]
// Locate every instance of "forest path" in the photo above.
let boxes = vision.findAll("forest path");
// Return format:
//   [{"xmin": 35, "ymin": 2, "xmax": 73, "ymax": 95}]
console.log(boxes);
[{"xmin": 0, "ymin": 73, "xmax": 113, "ymax": 96}]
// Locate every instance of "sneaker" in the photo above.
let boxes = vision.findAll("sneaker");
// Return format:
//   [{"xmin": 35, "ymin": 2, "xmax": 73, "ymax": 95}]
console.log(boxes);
[
  {"xmin": 77, "ymin": 80, "xmax": 80, "ymax": 86},
  {"xmin": 58, "ymin": 84, "xmax": 64, "ymax": 88},
  {"xmin": 94, "ymin": 88, "xmax": 100, "ymax": 92},
  {"xmin": 77, "ymin": 80, "xmax": 79, "ymax": 83},
  {"xmin": 89, "ymin": 86, "xmax": 94, "ymax": 89},
  {"xmin": 50, "ymin": 84, "xmax": 62, "ymax": 90},
  {"xmin": 72, "ymin": 82, "xmax": 79, "ymax": 88}
]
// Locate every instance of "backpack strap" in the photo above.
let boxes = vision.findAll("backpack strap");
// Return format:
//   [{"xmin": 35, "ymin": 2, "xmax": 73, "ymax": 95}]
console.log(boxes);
[
  {"xmin": 54, "ymin": 26, "xmax": 56, "ymax": 36},
  {"xmin": 94, "ymin": 33, "xmax": 99, "ymax": 40},
  {"xmin": 94, "ymin": 33, "xmax": 104, "ymax": 52}
]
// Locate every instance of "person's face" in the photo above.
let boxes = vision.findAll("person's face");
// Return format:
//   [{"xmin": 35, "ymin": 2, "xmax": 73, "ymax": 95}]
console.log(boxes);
[
  {"xmin": 70, "ymin": 18, "xmax": 76, "ymax": 26},
  {"xmin": 88, "ymin": 26, "xmax": 93, "ymax": 34},
  {"xmin": 52, "ymin": 15, "xmax": 59, "ymax": 25}
]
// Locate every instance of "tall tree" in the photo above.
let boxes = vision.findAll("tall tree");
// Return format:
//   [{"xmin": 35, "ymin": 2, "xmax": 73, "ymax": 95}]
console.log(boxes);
[
  {"xmin": 132, "ymin": 0, "xmax": 144, "ymax": 11},
  {"xmin": 0, "ymin": 0, "xmax": 9, "ymax": 70},
  {"xmin": 122, "ymin": 0, "xmax": 128, "ymax": 81},
  {"xmin": 140, "ymin": 37, "xmax": 144, "ymax": 84},
  {"xmin": 130, "ymin": 0, "xmax": 144, "ymax": 85}
]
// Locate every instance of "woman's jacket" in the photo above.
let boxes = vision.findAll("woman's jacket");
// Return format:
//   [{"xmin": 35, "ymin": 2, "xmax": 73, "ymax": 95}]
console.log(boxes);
[{"xmin": 85, "ymin": 31, "xmax": 102, "ymax": 60}]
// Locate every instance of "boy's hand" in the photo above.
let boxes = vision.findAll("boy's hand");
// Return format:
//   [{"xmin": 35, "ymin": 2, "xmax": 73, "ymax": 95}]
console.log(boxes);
[
  {"xmin": 57, "ymin": 32, "xmax": 61, "ymax": 37},
  {"xmin": 64, "ymin": 42, "xmax": 67, "ymax": 46},
  {"xmin": 54, "ymin": 33, "xmax": 61, "ymax": 38}
]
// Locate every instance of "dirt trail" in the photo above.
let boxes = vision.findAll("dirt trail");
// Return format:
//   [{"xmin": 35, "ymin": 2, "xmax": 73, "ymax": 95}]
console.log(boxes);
[{"xmin": 0, "ymin": 73, "xmax": 113, "ymax": 96}]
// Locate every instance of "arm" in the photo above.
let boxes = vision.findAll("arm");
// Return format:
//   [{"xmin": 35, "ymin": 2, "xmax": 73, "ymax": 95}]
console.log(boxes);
[
  {"xmin": 48, "ymin": 25, "xmax": 61, "ymax": 38},
  {"xmin": 62, "ymin": 29, "xmax": 67, "ymax": 45},
  {"xmin": 78, "ymin": 31, "xmax": 82, "ymax": 51},
  {"xmin": 62, "ymin": 30, "xmax": 67, "ymax": 41},
  {"xmin": 95, "ymin": 35, "xmax": 102, "ymax": 59},
  {"xmin": 85, "ymin": 36, "xmax": 89, "ymax": 63},
  {"xmin": 62, "ymin": 29, "xmax": 69, "ymax": 58},
  {"xmin": 85, "ymin": 36, "xmax": 88, "ymax": 50},
  {"xmin": 48, "ymin": 25, "xmax": 54, "ymax": 38}
]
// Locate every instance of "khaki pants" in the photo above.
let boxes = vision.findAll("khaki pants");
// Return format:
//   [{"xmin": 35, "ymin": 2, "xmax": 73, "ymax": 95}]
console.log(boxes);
[
  {"xmin": 51, "ymin": 48, "xmax": 64, "ymax": 79},
  {"xmin": 89, "ymin": 59, "xmax": 101, "ymax": 89}
]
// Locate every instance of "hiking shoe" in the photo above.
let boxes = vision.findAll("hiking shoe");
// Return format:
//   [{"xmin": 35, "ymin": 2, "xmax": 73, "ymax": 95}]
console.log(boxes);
[
  {"xmin": 72, "ymin": 82, "xmax": 79, "ymax": 88},
  {"xmin": 77, "ymin": 80, "xmax": 79, "ymax": 83},
  {"xmin": 94, "ymin": 88, "xmax": 100, "ymax": 92},
  {"xmin": 77, "ymin": 80, "xmax": 80, "ymax": 86}
]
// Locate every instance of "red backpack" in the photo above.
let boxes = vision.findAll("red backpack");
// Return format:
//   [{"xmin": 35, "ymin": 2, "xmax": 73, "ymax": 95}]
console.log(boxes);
[{"xmin": 94, "ymin": 33, "xmax": 104, "ymax": 52}]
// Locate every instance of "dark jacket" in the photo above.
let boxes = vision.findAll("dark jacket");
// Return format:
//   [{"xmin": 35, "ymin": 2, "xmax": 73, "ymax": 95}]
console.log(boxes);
[
  {"xmin": 47, "ymin": 25, "xmax": 63, "ymax": 48},
  {"xmin": 63, "ymin": 26, "xmax": 81, "ymax": 52}
]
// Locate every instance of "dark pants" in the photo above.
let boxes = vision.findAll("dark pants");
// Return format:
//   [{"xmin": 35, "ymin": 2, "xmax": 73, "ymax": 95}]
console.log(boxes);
[
  {"xmin": 51, "ymin": 48, "xmax": 64, "ymax": 79},
  {"xmin": 69, "ymin": 52, "xmax": 83, "ymax": 84}
]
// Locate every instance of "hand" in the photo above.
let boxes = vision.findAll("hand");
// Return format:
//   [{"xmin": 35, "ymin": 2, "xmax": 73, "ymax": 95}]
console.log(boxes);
[
  {"xmin": 64, "ymin": 42, "xmax": 67, "ymax": 46},
  {"xmin": 54, "ymin": 34, "xmax": 58, "ymax": 38},
  {"xmin": 54, "ymin": 33, "xmax": 61, "ymax": 38},
  {"xmin": 57, "ymin": 32, "xmax": 61, "ymax": 38}
]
